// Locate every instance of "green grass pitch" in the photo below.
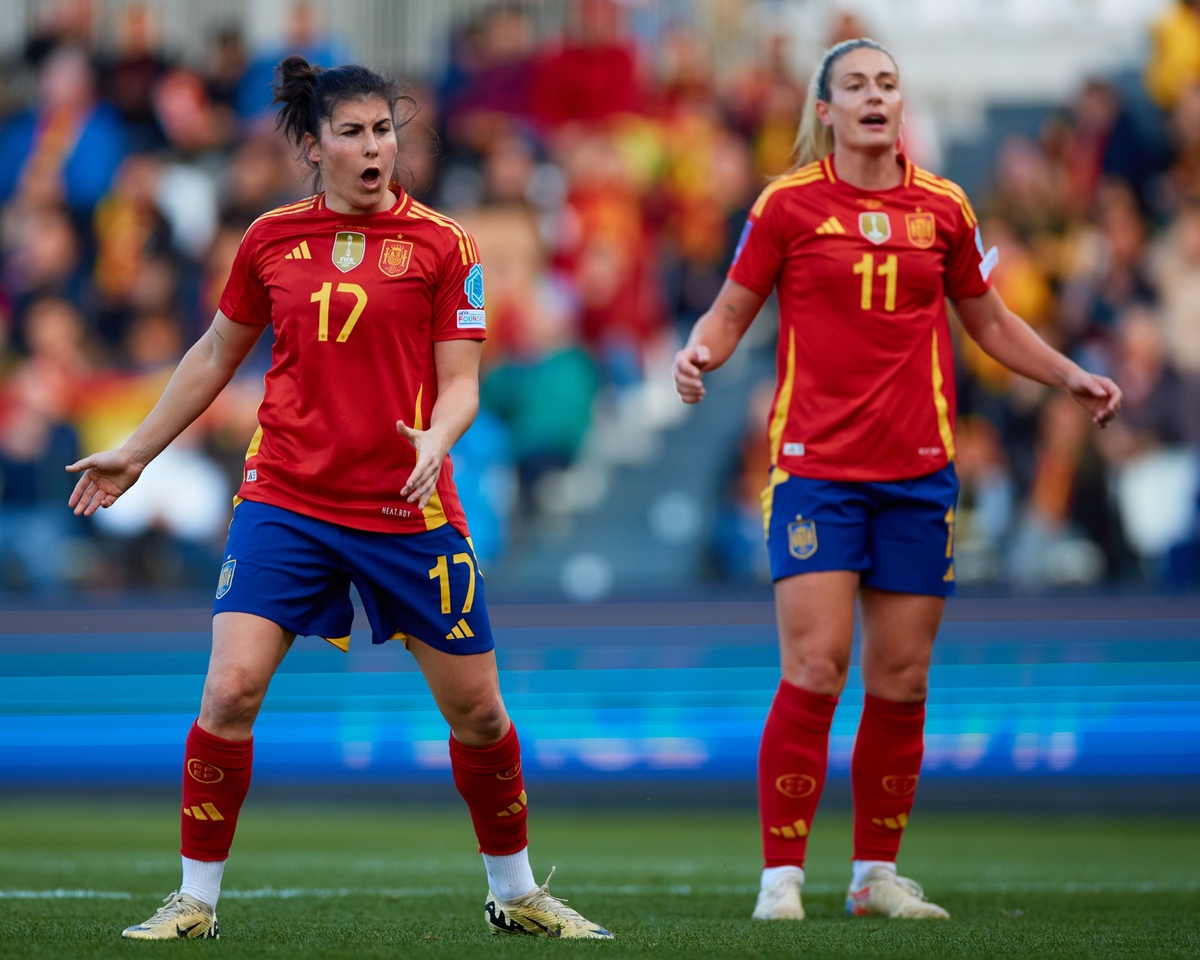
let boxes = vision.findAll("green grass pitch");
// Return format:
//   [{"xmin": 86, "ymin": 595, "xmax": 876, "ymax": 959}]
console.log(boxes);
[{"xmin": 1, "ymin": 798, "xmax": 1196, "ymax": 959}]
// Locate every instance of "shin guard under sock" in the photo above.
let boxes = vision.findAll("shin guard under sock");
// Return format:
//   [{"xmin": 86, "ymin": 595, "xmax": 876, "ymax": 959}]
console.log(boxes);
[
  {"xmin": 449, "ymin": 723, "xmax": 528, "ymax": 856},
  {"xmin": 758, "ymin": 681, "xmax": 838, "ymax": 868},
  {"xmin": 180, "ymin": 720, "xmax": 253, "ymax": 861},
  {"xmin": 851, "ymin": 694, "xmax": 925, "ymax": 862}
]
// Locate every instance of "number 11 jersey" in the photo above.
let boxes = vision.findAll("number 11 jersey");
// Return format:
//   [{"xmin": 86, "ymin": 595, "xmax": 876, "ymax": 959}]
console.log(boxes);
[
  {"xmin": 219, "ymin": 186, "xmax": 487, "ymax": 535},
  {"xmin": 729, "ymin": 154, "xmax": 994, "ymax": 482}
]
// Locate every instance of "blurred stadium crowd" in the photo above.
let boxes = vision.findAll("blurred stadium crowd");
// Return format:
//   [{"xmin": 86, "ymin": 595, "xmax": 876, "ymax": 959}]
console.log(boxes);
[{"xmin": 0, "ymin": 0, "xmax": 1198, "ymax": 595}]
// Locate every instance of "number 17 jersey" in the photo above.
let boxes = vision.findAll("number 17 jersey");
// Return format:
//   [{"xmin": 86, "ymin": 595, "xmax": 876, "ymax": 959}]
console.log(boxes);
[
  {"xmin": 218, "ymin": 187, "xmax": 487, "ymax": 535},
  {"xmin": 729, "ymin": 154, "xmax": 994, "ymax": 482}
]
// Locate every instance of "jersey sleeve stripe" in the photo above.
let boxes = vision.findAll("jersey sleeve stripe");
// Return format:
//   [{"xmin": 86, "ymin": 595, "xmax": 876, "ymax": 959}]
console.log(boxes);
[
  {"xmin": 751, "ymin": 166, "xmax": 827, "ymax": 217},
  {"xmin": 912, "ymin": 168, "xmax": 971, "ymax": 204},
  {"xmin": 911, "ymin": 175, "xmax": 978, "ymax": 228},
  {"xmin": 903, "ymin": 156, "xmax": 914, "ymax": 188},
  {"xmin": 406, "ymin": 202, "xmax": 471, "ymax": 265},
  {"xmin": 244, "ymin": 195, "xmax": 320, "ymax": 234},
  {"xmin": 913, "ymin": 171, "xmax": 972, "ymax": 209}
]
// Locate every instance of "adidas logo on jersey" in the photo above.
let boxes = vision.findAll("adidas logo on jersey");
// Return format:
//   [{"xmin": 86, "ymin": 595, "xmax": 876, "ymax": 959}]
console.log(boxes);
[
  {"xmin": 446, "ymin": 618, "xmax": 475, "ymax": 640},
  {"xmin": 815, "ymin": 217, "xmax": 846, "ymax": 235},
  {"xmin": 284, "ymin": 241, "xmax": 312, "ymax": 260}
]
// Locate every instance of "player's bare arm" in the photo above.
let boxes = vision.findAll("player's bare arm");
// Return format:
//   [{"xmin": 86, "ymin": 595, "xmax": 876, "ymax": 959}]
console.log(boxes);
[
  {"xmin": 398, "ymin": 338, "xmax": 482, "ymax": 510},
  {"xmin": 953, "ymin": 287, "xmax": 1122, "ymax": 427},
  {"xmin": 66, "ymin": 311, "xmax": 265, "ymax": 516},
  {"xmin": 673, "ymin": 279, "xmax": 767, "ymax": 403}
]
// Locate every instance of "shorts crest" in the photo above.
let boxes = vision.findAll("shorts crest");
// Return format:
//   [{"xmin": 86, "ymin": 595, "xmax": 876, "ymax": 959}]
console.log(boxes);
[
  {"xmin": 216, "ymin": 559, "xmax": 236, "ymax": 599},
  {"xmin": 787, "ymin": 516, "xmax": 818, "ymax": 560}
]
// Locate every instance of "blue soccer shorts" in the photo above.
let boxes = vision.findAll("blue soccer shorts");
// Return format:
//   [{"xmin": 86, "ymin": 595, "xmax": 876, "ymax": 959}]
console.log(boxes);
[
  {"xmin": 761, "ymin": 463, "xmax": 959, "ymax": 596},
  {"xmin": 213, "ymin": 499, "xmax": 495, "ymax": 654}
]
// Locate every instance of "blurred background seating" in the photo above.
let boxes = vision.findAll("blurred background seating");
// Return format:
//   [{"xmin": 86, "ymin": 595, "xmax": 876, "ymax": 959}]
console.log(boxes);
[{"xmin": 1, "ymin": 0, "xmax": 1198, "ymax": 602}]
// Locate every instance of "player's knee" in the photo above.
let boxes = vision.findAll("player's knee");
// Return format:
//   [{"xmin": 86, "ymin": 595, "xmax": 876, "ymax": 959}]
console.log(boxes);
[
  {"xmin": 867, "ymin": 662, "xmax": 929, "ymax": 701},
  {"xmin": 786, "ymin": 654, "xmax": 849, "ymax": 696},
  {"xmin": 450, "ymin": 695, "xmax": 508, "ymax": 743},
  {"xmin": 201, "ymin": 670, "xmax": 267, "ymax": 728}
]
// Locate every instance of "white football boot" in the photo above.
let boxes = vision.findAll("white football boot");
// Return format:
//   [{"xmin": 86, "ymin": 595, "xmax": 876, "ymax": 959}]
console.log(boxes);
[{"xmin": 846, "ymin": 866, "xmax": 949, "ymax": 919}]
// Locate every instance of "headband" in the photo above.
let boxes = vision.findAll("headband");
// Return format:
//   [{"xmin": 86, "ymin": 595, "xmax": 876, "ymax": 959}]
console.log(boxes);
[{"xmin": 816, "ymin": 38, "xmax": 894, "ymax": 101}]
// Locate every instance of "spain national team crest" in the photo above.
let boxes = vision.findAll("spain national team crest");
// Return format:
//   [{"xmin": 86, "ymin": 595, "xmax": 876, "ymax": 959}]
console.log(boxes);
[
  {"xmin": 378, "ymin": 238, "xmax": 413, "ymax": 277},
  {"xmin": 882, "ymin": 774, "xmax": 920, "ymax": 796},
  {"xmin": 216, "ymin": 559, "xmax": 235, "ymax": 599},
  {"xmin": 332, "ymin": 231, "xmax": 365, "ymax": 272},
  {"xmin": 906, "ymin": 211, "xmax": 937, "ymax": 249},
  {"xmin": 788, "ymin": 515, "xmax": 817, "ymax": 560},
  {"xmin": 859, "ymin": 212, "xmax": 891, "ymax": 245}
]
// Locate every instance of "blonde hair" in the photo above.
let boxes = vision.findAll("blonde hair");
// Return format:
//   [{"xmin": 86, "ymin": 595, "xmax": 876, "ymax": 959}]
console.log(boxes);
[{"xmin": 789, "ymin": 37, "xmax": 896, "ymax": 172}]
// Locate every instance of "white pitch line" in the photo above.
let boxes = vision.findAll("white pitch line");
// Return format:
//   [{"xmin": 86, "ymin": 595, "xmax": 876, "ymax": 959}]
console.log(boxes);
[
  {"xmin": 4, "ymin": 880, "xmax": 1198, "ymax": 900},
  {"xmin": 0, "ymin": 890, "xmax": 132, "ymax": 899}
]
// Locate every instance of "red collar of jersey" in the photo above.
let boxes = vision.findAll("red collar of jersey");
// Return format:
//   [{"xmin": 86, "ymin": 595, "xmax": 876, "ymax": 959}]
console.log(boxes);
[
  {"xmin": 314, "ymin": 183, "xmax": 412, "ymax": 217},
  {"xmin": 821, "ymin": 153, "xmax": 914, "ymax": 195}
]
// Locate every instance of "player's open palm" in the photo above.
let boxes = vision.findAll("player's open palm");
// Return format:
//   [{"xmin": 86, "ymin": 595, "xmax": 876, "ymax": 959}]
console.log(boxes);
[
  {"xmin": 66, "ymin": 450, "xmax": 144, "ymax": 517},
  {"xmin": 396, "ymin": 420, "xmax": 449, "ymax": 510}
]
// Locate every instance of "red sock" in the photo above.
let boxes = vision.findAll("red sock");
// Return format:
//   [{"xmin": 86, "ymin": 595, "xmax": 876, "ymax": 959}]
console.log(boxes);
[
  {"xmin": 758, "ymin": 680, "xmax": 838, "ymax": 868},
  {"xmin": 180, "ymin": 720, "xmax": 253, "ymax": 861},
  {"xmin": 851, "ymin": 694, "xmax": 925, "ymax": 862},
  {"xmin": 449, "ymin": 723, "xmax": 528, "ymax": 856}
]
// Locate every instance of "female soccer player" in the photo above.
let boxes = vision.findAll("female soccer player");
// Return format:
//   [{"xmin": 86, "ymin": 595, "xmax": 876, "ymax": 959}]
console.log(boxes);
[
  {"xmin": 673, "ymin": 39, "xmax": 1121, "ymax": 921},
  {"xmin": 67, "ymin": 56, "xmax": 610, "ymax": 941}
]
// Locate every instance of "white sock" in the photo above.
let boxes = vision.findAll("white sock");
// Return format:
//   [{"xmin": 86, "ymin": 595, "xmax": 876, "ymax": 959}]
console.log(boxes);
[
  {"xmin": 851, "ymin": 859, "xmax": 896, "ymax": 889},
  {"xmin": 761, "ymin": 865, "xmax": 804, "ymax": 888},
  {"xmin": 180, "ymin": 856, "xmax": 225, "ymax": 908},
  {"xmin": 482, "ymin": 848, "xmax": 537, "ymax": 901}
]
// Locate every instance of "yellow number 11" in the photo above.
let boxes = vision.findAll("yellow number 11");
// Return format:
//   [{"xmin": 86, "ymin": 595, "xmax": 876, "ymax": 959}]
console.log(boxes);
[{"xmin": 852, "ymin": 253, "xmax": 898, "ymax": 312}]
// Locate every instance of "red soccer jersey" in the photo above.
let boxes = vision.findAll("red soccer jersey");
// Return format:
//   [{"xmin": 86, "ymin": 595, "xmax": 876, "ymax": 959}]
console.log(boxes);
[
  {"xmin": 728, "ymin": 154, "xmax": 994, "ymax": 481},
  {"xmin": 218, "ymin": 187, "xmax": 487, "ymax": 535}
]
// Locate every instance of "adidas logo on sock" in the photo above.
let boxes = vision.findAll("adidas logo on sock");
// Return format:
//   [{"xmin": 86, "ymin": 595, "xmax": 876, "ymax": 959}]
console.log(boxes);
[
  {"xmin": 183, "ymin": 803, "xmax": 225, "ymax": 821},
  {"xmin": 496, "ymin": 790, "xmax": 527, "ymax": 817}
]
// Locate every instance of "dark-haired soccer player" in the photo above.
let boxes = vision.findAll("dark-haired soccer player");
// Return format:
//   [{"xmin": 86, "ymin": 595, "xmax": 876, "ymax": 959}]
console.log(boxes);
[
  {"xmin": 673, "ymin": 38, "xmax": 1121, "ymax": 921},
  {"xmin": 68, "ymin": 55, "xmax": 610, "ymax": 941}
]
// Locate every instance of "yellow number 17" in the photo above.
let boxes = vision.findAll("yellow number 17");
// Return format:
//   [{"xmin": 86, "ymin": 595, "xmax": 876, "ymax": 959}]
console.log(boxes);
[
  {"xmin": 428, "ymin": 553, "xmax": 477, "ymax": 614},
  {"xmin": 311, "ymin": 282, "xmax": 367, "ymax": 341}
]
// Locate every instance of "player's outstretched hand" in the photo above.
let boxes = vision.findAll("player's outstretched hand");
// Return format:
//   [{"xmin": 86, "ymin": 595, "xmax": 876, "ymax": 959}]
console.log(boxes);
[
  {"xmin": 1065, "ymin": 368, "xmax": 1122, "ymax": 428},
  {"xmin": 397, "ymin": 420, "xmax": 450, "ymax": 510},
  {"xmin": 66, "ymin": 450, "xmax": 144, "ymax": 516},
  {"xmin": 672, "ymin": 344, "xmax": 711, "ymax": 404}
]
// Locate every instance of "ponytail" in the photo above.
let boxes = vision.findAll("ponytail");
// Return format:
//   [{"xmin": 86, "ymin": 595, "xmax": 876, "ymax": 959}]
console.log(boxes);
[
  {"xmin": 273, "ymin": 54, "xmax": 322, "ymax": 152},
  {"xmin": 788, "ymin": 37, "xmax": 896, "ymax": 173},
  {"xmin": 271, "ymin": 55, "xmax": 415, "ymax": 190}
]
